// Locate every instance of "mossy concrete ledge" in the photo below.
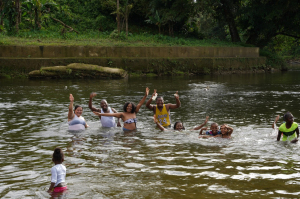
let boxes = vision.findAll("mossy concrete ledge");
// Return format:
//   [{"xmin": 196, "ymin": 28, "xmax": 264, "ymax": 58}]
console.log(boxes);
[
  {"xmin": 0, "ymin": 46, "xmax": 260, "ymax": 58},
  {"xmin": 28, "ymin": 63, "xmax": 127, "ymax": 79}
]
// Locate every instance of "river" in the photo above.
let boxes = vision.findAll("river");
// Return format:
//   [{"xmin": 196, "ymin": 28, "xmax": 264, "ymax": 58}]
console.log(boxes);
[{"xmin": 1, "ymin": 71, "xmax": 300, "ymax": 198}]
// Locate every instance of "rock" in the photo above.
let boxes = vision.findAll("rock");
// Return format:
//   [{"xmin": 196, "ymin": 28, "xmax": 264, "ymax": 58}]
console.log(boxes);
[{"xmin": 29, "ymin": 63, "xmax": 127, "ymax": 79}]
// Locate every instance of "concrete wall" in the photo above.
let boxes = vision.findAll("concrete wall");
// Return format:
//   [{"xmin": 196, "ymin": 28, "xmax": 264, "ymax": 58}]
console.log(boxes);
[
  {"xmin": 0, "ymin": 45, "xmax": 266, "ymax": 76},
  {"xmin": 0, "ymin": 46, "xmax": 259, "ymax": 58},
  {"xmin": 0, "ymin": 57, "xmax": 266, "ymax": 75}
]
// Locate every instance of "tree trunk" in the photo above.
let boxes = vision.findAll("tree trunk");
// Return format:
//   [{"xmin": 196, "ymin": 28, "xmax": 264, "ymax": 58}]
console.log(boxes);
[
  {"xmin": 0, "ymin": 0, "xmax": 3, "ymax": 32},
  {"xmin": 168, "ymin": 22, "xmax": 174, "ymax": 37},
  {"xmin": 15, "ymin": 0, "xmax": 21, "ymax": 33},
  {"xmin": 125, "ymin": 4, "xmax": 128, "ymax": 36},
  {"xmin": 35, "ymin": 7, "xmax": 41, "ymax": 30},
  {"xmin": 220, "ymin": 0, "xmax": 241, "ymax": 42},
  {"xmin": 117, "ymin": 0, "xmax": 120, "ymax": 33},
  {"xmin": 227, "ymin": 19, "xmax": 240, "ymax": 42}
]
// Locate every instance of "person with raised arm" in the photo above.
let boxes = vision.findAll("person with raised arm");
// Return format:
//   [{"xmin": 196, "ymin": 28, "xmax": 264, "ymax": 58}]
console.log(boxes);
[
  {"xmin": 146, "ymin": 89, "xmax": 181, "ymax": 128},
  {"xmin": 68, "ymin": 94, "xmax": 88, "ymax": 131},
  {"xmin": 93, "ymin": 87, "xmax": 149, "ymax": 131},
  {"xmin": 89, "ymin": 93, "xmax": 121, "ymax": 128}
]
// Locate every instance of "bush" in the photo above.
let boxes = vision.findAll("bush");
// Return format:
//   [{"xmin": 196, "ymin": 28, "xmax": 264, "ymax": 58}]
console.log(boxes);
[{"xmin": 260, "ymin": 49, "xmax": 287, "ymax": 70}]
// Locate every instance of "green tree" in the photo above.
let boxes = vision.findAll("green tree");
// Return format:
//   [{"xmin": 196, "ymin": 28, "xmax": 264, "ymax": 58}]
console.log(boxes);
[
  {"xmin": 146, "ymin": 0, "xmax": 195, "ymax": 36},
  {"xmin": 194, "ymin": 0, "xmax": 241, "ymax": 42},
  {"xmin": 240, "ymin": 0, "xmax": 300, "ymax": 48},
  {"xmin": 145, "ymin": 10, "xmax": 162, "ymax": 34}
]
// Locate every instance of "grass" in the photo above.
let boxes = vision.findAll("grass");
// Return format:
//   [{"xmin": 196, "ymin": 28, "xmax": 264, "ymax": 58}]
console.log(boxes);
[{"xmin": 0, "ymin": 28, "xmax": 245, "ymax": 47}]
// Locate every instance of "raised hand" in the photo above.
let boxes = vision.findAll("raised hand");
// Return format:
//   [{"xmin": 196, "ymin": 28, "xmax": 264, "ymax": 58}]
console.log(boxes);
[
  {"xmin": 204, "ymin": 116, "xmax": 209, "ymax": 123},
  {"xmin": 90, "ymin": 92, "xmax": 97, "ymax": 98},
  {"xmin": 275, "ymin": 115, "xmax": 280, "ymax": 123},
  {"xmin": 69, "ymin": 94, "xmax": 74, "ymax": 102},
  {"xmin": 174, "ymin": 91, "xmax": 179, "ymax": 99},
  {"xmin": 146, "ymin": 87, "xmax": 150, "ymax": 96},
  {"xmin": 151, "ymin": 89, "xmax": 157, "ymax": 100}
]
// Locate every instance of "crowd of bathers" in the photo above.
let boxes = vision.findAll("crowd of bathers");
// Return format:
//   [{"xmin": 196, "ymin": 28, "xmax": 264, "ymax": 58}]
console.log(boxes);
[
  {"xmin": 67, "ymin": 87, "xmax": 234, "ymax": 139},
  {"xmin": 48, "ymin": 89, "xmax": 299, "ymax": 194}
]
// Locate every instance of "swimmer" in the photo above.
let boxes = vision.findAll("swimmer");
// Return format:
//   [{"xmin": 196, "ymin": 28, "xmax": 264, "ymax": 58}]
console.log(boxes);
[
  {"xmin": 154, "ymin": 115, "xmax": 209, "ymax": 131},
  {"xmin": 89, "ymin": 92, "xmax": 121, "ymax": 128},
  {"xmin": 146, "ymin": 89, "xmax": 181, "ymax": 128},
  {"xmin": 218, "ymin": 124, "xmax": 233, "ymax": 138},
  {"xmin": 277, "ymin": 112, "xmax": 299, "ymax": 143},
  {"xmin": 93, "ymin": 87, "xmax": 149, "ymax": 131},
  {"xmin": 199, "ymin": 122, "xmax": 221, "ymax": 138},
  {"xmin": 68, "ymin": 94, "xmax": 88, "ymax": 131},
  {"xmin": 47, "ymin": 148, "xmax": 67, "ymax": 193}
]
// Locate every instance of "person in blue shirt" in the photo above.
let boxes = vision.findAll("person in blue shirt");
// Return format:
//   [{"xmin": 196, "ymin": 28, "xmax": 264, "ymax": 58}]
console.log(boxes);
[{"xmin": 198, "ymin": 122, "xmax": 221, "ymax": 138}]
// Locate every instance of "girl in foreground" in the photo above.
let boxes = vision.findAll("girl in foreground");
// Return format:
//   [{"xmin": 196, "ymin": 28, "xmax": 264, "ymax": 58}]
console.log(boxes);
[
  {"xmin": 68, "ymin": 94, "xmax": 88, "ymax": 131},
  {"xmin": 93, "ymin": 87, "xmax": 149, "ymax": 131},
  {"xmin": 154, "ymin": 115, "xmax": 209, "ymax": 131},
  {"xmin": 277, "ymin": 112, "xmax": 299, "ymax": 143},
  {"xmin": 48, "ymin": 148, "xmax": 67, "ymax": 193}
]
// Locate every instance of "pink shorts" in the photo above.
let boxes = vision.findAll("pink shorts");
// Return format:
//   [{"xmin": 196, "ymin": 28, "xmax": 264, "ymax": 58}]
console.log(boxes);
[{"xmin": 53, "ymin": 186, "xmax": 67, "ymax": 193}]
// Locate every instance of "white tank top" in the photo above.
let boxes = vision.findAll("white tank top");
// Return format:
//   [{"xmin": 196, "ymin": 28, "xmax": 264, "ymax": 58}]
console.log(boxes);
[
  {"xmin": 68, "ymin": 115, "xmax": 86, "ymax": 131},
  {"xmin": 100, "ymin": 107, "xmax": 116, "ymax": 128}
]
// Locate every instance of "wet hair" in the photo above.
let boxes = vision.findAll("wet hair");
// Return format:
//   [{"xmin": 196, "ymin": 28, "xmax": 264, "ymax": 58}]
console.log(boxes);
[
  {"xmin": 52, "ymin": 148, "xmax": 64, "ymax": 162},
  {"xmin": 173, "ymin": 121, "xmax": 185, "ymax": 130},
  {"xmin": 283, "ymin": 112, "xmax": 292, "ymax": 121},
  {"xmin": 156, "ymin": 96, "xmax": 163, "ymax": 101},
  {"xmin": 211, "ymin": 122, "xmax": 218, "ymax": 127},
  {"xmin": 123, "ymin": 102, "xmax": 136, "ymax": 113},
  {"xmin": 74, "ymin": 105, "xmax": 83, "ymax": 112}
]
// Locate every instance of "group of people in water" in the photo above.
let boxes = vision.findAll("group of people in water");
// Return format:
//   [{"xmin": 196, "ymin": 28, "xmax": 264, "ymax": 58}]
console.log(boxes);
[
  {"xmin": 48, "ymin": 87, "xmax": 299, "ymax": 194},
  {"xmin": 67, "ymin": 87, "xmax": 234, "ymax": 138}
]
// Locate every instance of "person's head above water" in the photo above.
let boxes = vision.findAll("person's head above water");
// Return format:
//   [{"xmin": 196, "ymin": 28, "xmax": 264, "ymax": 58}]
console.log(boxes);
[
  {"xmin": 52, "ymin": 147, "xmax": 64, "ymax": 164},
  {"xmin": 123, "ymin": 102, "xmax": 136, "ymax": 113},
  {"xmin": 156, "ymin": 96, "xmax": 164, "ymax": 108},
  {"xmin": 74, "ymin": 105, "xmax": 83, "ymax": 117},
  {"xmin": 210, "ymin": 123, "xmax": 219, "ymax": 134},
  {"xmin": 220, "ymin": 124, "xmax": 228, "ymax": 135},
  {"xmin": 283, "ymin": 112, "xmax": 294, "ymax": 124},
  {"xmin": 100, "ymin": 100, "xmax": 108, "ymax": 111},
  {"xmin": 173, "ymin": 121, "xmax": 185, "ymax": 131}
]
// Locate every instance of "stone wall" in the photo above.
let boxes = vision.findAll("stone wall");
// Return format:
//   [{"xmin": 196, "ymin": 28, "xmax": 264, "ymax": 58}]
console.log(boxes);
[
  {"xmin": 0, "ymin": 46, "xmax": 259, "ymax": 58},
  {"xmin": 0, "ymin": 46, "xmax": 266, "ymax": 76}
]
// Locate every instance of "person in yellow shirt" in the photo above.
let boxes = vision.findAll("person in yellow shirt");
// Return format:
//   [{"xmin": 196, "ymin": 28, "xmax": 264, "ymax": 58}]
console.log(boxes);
[
  {"xmin": 146, "ymin": 89, "xmax": 181, "ymax": 128},
  {"xmin": 277, "ymin": 112, "xmax": 299, "ymax": 143}
]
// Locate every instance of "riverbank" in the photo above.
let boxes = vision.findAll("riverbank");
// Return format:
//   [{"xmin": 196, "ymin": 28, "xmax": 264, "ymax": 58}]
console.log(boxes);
[
  {"xmin": 0, "ymin": 45, "xmax": 266, "ymax": 78},
  {"xmin": 0, "ymin": 31, "xmax": 245, "ymax": 47}
]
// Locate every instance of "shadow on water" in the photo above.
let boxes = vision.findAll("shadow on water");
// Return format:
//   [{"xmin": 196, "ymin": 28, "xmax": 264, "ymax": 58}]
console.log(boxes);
[{"xmin": 1, "ymin": 72, "xmax": 300, "ymax": 198}]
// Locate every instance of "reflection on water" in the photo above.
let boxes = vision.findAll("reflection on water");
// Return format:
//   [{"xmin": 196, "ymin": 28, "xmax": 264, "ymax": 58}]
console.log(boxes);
[{"xmin": 1, "ymin": 71, "xmax": 300, "ymax": 198}]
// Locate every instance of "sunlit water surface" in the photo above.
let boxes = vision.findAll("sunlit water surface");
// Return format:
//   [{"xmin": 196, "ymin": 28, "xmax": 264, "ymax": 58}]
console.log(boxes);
[{"xmin": 1, "ymin": 71, "xmax": 300, "ymax": 198}]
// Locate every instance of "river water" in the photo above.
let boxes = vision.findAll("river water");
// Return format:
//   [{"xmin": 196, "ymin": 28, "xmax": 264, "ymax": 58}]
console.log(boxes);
[{"xmin": 1, "ymin": 71, "xmax": 300, "ymax": 198}]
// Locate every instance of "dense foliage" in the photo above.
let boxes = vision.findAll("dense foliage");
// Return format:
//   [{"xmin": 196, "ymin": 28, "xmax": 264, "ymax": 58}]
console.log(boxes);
[{"xmin": 0, "ymin": 0, "xmax": 299, "ymax": 57}]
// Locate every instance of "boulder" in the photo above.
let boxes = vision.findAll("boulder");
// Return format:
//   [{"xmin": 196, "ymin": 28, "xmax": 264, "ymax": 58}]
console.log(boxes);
[{"xmin": 28, "ymin": 63, "xmax": 127, "ymax": 79}]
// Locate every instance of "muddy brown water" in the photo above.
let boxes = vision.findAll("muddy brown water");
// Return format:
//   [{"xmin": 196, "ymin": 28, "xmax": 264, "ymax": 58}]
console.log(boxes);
[{"xmin": 1, "ymin": 71, "xmax": 300, "ymax": 198}]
